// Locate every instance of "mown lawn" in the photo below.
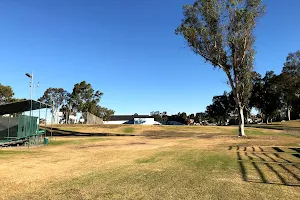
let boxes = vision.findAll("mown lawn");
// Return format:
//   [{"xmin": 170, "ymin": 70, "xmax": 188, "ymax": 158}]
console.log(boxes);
[
  {"xmin": 247, "ymin": 120, "xmax": 300, "ymax": 130},
  {"xmin": 0, "ymin": 127, "xmax": 299, "ymax": 199},
  {"xmin": 47, "ymin": 123, "xmax": 287, "ymax": 137}
]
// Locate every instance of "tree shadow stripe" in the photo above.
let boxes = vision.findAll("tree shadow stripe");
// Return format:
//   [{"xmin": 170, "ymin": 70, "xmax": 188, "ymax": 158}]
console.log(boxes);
[
  {"xmin": 253, "ymin": 153, "xmax": 288, "ymax": 185},
  {"xmin": 259, "ymin": 147, "xmax": 264, "ymax": 152},
  {"xmin": 278, "ymin": 164, "xmax": 300, "ymax": 182},
  {"xmin": 245, "ymin": 152, "xmax": 268, "ymax": 183}
]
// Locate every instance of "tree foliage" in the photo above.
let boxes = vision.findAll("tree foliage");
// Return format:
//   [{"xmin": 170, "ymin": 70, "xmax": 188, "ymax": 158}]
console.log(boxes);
[
  {"xmin": 206, "ymin": 91, "xmax": 235, "ymax": 125},
  {"xmin": 38, "ymin": 88, "xmax": 68, "ymax": 114},
  {"xmin": 0, "ymin": 83, "xmax": 14, "ymax": 105},
  {"xmin": 176, "ymin": 0, "xmax": 265, "ymax": 136},
  {"xmin": 250, "ymin": 71, "xmax": 281, "ymax": 123},
  {"xmin": 69, "ymin": 81, "xmax": 103, "ymax": 114},
  {"xmin": 194, "ymin": 112, "xmax": 208, "ymax": 123},
  {"xmin": 96, "ymin": 106, "xmax": 115, "ymax": 121},
  {"xmin": 278, "ymin": 50, "xmax": 300, "ymax": 120}
]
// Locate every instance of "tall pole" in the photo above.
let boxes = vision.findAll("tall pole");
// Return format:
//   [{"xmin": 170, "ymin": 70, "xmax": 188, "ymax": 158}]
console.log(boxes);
[
  {"xmin": 30, "ymin": 72, "xmax": 33, "ymax": 100},
  {"xmin": 30, "ymin": 72, "xmax": 33, "ymax": 116},
  {"xmin": 29, "ymin": 72, "xmax": 33, "ymax": 147},
  {"xmin": 45, "ymin": 105, "xmax": 47, "ymax": 138}
]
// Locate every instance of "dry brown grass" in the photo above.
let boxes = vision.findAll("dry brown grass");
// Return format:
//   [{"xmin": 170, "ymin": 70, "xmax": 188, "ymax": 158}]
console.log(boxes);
[
  {"xmin": 48, "ymin": 124, "xmax": 283, "ymax": 136},
  {"xmin": 0, "ymin": 127, "xmax": 300, "ymax": 199},
  {"xmin": 247, "ymin": 120, "xmax": 300, "ymax": 130}
]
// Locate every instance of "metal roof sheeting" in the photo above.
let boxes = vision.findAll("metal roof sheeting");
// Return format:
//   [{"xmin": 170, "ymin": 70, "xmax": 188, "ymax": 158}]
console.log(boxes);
[{"xmin": 0, "ymin": 100, "xmax": 51, "ymax": 115}]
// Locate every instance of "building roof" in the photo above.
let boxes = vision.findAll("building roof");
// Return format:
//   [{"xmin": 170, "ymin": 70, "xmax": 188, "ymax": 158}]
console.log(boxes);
[
  {"xmin": 109, "ymin": 115, "xmax": 153, "ymax": 121},
  {"xmin": 0, "ymin": 100, "xmax": 52, "ymax": 115}
]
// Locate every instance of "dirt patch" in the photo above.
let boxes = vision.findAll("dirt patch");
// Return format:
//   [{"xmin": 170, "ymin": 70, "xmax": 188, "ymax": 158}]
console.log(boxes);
[{"xmin": 127, "ymin": 142, "xmax": 147, "ymax": 145}]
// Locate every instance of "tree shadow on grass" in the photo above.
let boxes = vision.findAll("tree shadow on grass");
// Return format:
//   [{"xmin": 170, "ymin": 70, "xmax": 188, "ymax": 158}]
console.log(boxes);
[
  {"xmin": 230, "ymin": 145, "xmax": 300, "ymax": 186},
  {"xmin": 41, "ymin": 127, "xmax": 137, "ymax": 137}
]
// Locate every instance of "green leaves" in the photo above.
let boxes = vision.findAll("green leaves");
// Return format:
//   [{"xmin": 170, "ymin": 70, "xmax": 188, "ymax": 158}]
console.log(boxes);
[
  {"xmin": 0, "ymin": 83, "xmax": 14, "ymax": 105},
  {"xmin": 38, "ymin": 88, "xmax": 68, "ymax": 111},
  {"xmin": 69, "ymin": 81, "xmax": 103, "ymax": 113}
]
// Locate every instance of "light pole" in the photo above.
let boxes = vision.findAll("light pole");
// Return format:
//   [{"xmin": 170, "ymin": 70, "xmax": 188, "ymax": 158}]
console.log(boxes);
[
  {"xmin": 25, "ymin": 73, "xmax": 33, "ymax": 100},
  {"xmin": 25, "ymin": 73, "xmax": 34, "ymax": 120},
  {"xmin": 25, "ymin": 73, "xmax": 33, "ymax": 146}
]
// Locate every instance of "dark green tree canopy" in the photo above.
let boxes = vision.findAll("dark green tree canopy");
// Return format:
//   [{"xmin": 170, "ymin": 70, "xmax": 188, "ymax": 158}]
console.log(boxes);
[
  {"xmin": 206, "ymin": 91, "xmax": 235, "ymax": 125},
  {"xmin": 69, "ymin": 81, "xmax": 103, "ymax": 113},
  {"xmin": 279, "ymin": 50, "xmax": 300, "ymax": 119},
  {"xmin": 194, "ymin": 112, "xmax": 208, "ymax": 123},
  {"xmin": 0, "ymin": 83, "xmax": 14, "ymax": 105},
  {"xmin": 250, "ymin": 71, "xmax": 281, "ymax": 122},
  {"xmin": 96, "ymin": 106, "xmax": 115, "ymax": 121}
]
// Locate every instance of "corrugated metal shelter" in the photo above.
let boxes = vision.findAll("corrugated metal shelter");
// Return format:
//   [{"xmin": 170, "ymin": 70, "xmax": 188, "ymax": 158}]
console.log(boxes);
[{"xmin": 0, "ymin": 100, "xmax": 52, "ymax": 146}]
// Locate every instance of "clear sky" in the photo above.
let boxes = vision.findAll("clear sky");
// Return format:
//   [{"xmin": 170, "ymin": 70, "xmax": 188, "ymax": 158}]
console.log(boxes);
[{"xmin": 0, "ymin": 0, "xmax": 299, "ymax": 115}]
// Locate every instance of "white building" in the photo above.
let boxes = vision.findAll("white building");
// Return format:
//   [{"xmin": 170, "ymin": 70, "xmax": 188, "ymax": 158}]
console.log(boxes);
[{"xmin": 104, "ymin": 115, "xmax": 159, "ymax": 125}]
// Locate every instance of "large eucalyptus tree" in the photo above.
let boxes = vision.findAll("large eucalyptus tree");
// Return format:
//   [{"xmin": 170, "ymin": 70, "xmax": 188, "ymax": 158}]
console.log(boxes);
[{"xmin": 176, "ymin": 0, "xmax": 265, "ymax": 136}]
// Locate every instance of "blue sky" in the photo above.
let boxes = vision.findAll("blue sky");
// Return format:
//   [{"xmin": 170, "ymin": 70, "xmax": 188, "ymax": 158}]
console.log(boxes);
[{"xmin": 0, "ymin": 0, "xmax": 299, "ymax": 115}]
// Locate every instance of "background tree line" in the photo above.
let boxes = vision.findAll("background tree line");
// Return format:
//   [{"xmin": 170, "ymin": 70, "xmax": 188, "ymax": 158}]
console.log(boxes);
[
  {"xmin": 38, "ymin": 81, "xmax": 115, "ymax": 122},
  {"xmin": 151, "ymin": 50, "xmax": 300, "ymax": 126},
  {"xmin": 0, "ymin": 80, "xmax": 114, "ymax": 122},
  {"xmin": 205, "ymin": 50, "xmax": 300, "ymax": 125},
  {"xmin": 0, "ymin": 83, "xmax": 26, "ymax": 105}
]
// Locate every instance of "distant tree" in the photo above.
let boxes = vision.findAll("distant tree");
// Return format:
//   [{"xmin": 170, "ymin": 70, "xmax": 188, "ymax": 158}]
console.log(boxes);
[
  {"xmin": 176, "ymin": 0, "xmax": 265, "ymax": 136},
  {"xmin": 251, "ymin": 71, "xmax": 281, "ymax": 123},
  {"xmin": 161, "ymin": 112, "xmax": 168, "ymax": 123},
  {"xmin": 97, "ymin": 106, "xmax": 115, "ymax": 121},
  {"xmin": 178, "ymin": 112, "xmax": 188, "ymax": 124},
  {"xmin": 150, "ymin": 111, "xmax": 169, "ymax": 123},
  {"xmin": 59, "ymin": 99, "xmax": 76, "ymax": 124},
  {"xmin": 38, "ymin": 88, "xmax": 68, "ymax": 119},
  {"xmin": 150, "ymin": 111, "xmax": 162, "ymax": 122},
  {"xmin": 188, "ymin": 114, "xmax": 195, "ymax": 119},
  {"xmin": 194, "ymin": 112, "xmax": 207, "ymax": 124},
  {"xmin": 278, "ymin": 51, "xmax": 300, "ymax": 120},
  {"xmin": 206, "ymin": 92, "xmax": 235, "ymax": 125},
  {"xmin": 10, "ymin": 98, "xmax": 26, "ymax": 103},
  {"xmin": 0, "ymin": 83, "xmax": 14, "ymax": 105},
  {"xmin": 69, "ymin": 81, "xmax": 103, "ymax": 116}
]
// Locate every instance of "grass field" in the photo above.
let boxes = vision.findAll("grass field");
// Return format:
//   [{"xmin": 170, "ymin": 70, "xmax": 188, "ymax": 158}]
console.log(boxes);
[
  {"xmin": 1, "ymin": 125, "xmax": 300, "ymax": 199},
  {"xmin": 247, "ymin": 120, "xmax": 300, "ymax": 130},
  {"xmin": 48, "ymin": 123, "xmax": 292, "ymax": 136}
]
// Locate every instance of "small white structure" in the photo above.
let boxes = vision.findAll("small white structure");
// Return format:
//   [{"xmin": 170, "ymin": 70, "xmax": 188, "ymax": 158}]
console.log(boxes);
[
  {"xmin": 104, "ymin": 115, "xmax": 157, "ymax": 125},
  {"xmin": 104, "ymin": 120, "xmax": 128, "ymax": 125},
  {"xmin": 134, "ymin": 118, "xmax": 155, "ymax": 125}
]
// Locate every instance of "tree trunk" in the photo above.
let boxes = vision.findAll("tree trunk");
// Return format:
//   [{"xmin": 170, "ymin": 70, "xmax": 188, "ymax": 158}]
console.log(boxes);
[
  {"xmin": 238, "ymin": 107, "xmax": 245, "ymax": 137},
  {"xmin": 266, "ymin": 117, "xmax": 269, "ymax": 124},
  {"xmin": 287, "ymin": 108, "xmax": 291, "ymax": 121}
]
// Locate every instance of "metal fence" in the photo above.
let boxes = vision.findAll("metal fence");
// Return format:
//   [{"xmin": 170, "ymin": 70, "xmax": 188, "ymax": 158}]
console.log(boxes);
[
  {"xmin": 86, "ymin": 112, "xmax": 103, "ymax": 124},
  {"xmin": 0, "ymin": 115, "xmax": 39, "ymax": 141}
]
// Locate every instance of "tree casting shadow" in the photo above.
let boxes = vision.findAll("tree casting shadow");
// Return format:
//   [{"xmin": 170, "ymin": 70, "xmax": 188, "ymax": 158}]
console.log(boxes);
[{"xmin": 231, "ymin": 145, "xmax": 300, "ymax": 186}]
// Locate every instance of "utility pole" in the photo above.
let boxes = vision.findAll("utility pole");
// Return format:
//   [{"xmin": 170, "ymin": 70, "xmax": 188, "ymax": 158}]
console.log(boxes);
[{"xmin": 25, "ymin": 73, "xmax": 33, "ymax": 116}]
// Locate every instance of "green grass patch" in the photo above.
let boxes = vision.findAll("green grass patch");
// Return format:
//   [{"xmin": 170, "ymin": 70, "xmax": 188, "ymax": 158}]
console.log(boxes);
[
  {"xmin": 123, "ymin": 127, "xmax": 135, "ymax": 134},
  {"xmin": 244, "ymin": 129, "xmax": 265, "ymax": 136},
  {"xmin": 178, "ymin": 150, "xmax": 237, "ymax": 171},
  {"xmin": 135, "ymin": 151, "xmax": 174, "ymax": 164},
  {"xmin": 49, "ymin": 138, "xmax": 111, "ymax": 146},
  {"xmin": 48, "ymin": 140, "xmax": 82, "ymax": 146}
]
